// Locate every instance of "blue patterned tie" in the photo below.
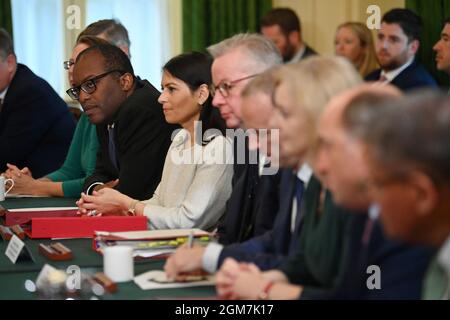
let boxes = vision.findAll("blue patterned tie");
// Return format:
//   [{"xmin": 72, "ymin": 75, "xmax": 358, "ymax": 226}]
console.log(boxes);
[{"xmin": 107, "ymin": 123, "xmax": 118, "ymax": 170}]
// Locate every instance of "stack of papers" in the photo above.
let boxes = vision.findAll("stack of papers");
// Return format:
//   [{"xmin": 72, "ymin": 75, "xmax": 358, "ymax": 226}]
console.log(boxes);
[{"xmin": 93, "ymin": 229, "xmax": 212, "ymax": 259}]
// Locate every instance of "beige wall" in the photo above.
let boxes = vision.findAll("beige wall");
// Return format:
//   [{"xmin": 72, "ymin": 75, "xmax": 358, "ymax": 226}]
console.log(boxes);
[{"xmin": 273, "ymin": 0, "xmax": 405, "ymax": 55}]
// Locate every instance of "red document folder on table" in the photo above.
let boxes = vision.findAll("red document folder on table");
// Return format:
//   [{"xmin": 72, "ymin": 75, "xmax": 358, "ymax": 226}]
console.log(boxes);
[
  {"xmin": 3, "ymin": 207, "xmax": 79, "ymax": 226},
  {"xmin": 27, "ymin": 216, "xmax": 148, "ymax": 239}
]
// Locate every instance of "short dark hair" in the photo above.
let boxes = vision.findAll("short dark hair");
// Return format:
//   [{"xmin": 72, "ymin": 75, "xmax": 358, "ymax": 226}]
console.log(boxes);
[
  {"xmin": 260, "ymin": 8, "xmax": 301, "ymax": 37},
  {"xmin": 0, "ymin": 28, "xmax": 15, "ymax": 59},
  {"xmin": 443, "ymin": 16, "xmax": 450, "ymax": 28},
  {"xmin": 382, "ymin": 8, "xmax": 422, "ymax": 42},
  {"xmin": 77, "ymin": 19, "xmax": 130, "ymax": 48},
  {"xmin": 348, "ymin": 90, "xmax": 450, "ymax": 185},
  {"xmin": 76, "ymin": 44, "xmax": 134, "ymax": 77},
  {"xmin": 163, "ymin": 52, "xmax": 226, "ymax": 141}
]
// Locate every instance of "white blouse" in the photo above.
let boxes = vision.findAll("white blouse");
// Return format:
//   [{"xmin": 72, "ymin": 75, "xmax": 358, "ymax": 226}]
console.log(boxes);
[{"xmin": 142, "ymin": 129, "xmax": 233, "ymax": 231}]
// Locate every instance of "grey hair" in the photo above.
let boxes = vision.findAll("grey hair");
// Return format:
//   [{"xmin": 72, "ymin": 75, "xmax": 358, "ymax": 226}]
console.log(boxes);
[
  {"xmin": 207, "ymin": 33, "xmax": 282, "ymax": 73},
  {"xmin": 346, "ymin": 90, "xmax": 450, "ymax": 184}
]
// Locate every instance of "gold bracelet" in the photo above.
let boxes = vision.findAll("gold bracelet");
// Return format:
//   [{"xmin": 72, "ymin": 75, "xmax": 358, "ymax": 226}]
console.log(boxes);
[{"xmin": 128, "ymin": 200, "xmax": 140, "ymax": 216}]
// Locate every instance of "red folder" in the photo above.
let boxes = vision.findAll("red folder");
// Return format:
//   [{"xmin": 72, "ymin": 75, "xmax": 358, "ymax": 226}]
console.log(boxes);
[
  {"xmin": 26, "ymin": 216, "xmax": 148, "ymax": 239},
  {"xmin": 4, "ymin": 208, "xmax": 78, "ymax": 226}
]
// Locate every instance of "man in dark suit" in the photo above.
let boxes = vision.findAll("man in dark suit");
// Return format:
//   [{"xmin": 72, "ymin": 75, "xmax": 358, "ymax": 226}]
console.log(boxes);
[
  {"xmin": 348, "ymin": 91, "xmax": 450, "ymax": 299},
  {"xmin": 209, "ymin": 33, "xmax": 284, "ymax": 246},
  {"xmin": 434, "ymin": 17, "xmax": 450, "ymax": 89},
  {"xmin": 260, "ymin": 8, "xmax": 317, "ymax": 63},
  {"xmin": 0, "ymin": 29, "xmax": 75, "ymax": 178},
  {"xmin": 68, "ymin": 44, "xmax": 176, "ymax": 201},
  {"xmin": 310, "ymin": 86, "xmax": 433, "ymax": 299},
  {"xmin": 365, "ymin": 9, "xmax": 437, "ymax": 91}
]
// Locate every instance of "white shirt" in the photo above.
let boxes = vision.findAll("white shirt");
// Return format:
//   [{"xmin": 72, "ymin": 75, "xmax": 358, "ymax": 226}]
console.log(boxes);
[
  {"xmin": 379, "ymin": 57, "xmax": 415, "ymax": 84},
  {"xmin": 287, "ymin": 44, "xmax": 306, "ymax": 64},
  {"xmin": 0, "ymin": 87, "xmax": 8, "ymax": 101},
  {"xmin": 143, "ymin": 129, "xmax": 233, "ymax": 231},
  {"xmin": 202, "ymin": 163, "xmax": 313, "ymax": 273},
  {"xmin": 290, "ymin": 164, "xmax": 313, "ymax": 233},
  {"xmin": 438, "ymin": 236, "xmax": 450, "ymax": 300}
]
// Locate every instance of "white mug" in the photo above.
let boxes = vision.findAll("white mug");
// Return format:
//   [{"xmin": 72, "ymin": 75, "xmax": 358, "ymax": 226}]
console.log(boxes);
[
  {"xmin": 103, "ymin": 246, "xmax": 134, "ymax": 283},
  {"xmin": 0, "ymin": 176, "xmax": 14, "ymax": 201}
]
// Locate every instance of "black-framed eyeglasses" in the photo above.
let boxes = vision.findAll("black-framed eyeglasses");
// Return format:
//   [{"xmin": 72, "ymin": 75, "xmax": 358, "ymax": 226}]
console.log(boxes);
[
  {"xmin": 66, "ymin": 69, "xmax": 125, "ymax": 100},
  {"xmin": 63, "ymin": 59, "xmax": 75, "ymax": 70},
  {"xmin": 210, "ymin": 74, "xmax": 259, "ymax": 98}
]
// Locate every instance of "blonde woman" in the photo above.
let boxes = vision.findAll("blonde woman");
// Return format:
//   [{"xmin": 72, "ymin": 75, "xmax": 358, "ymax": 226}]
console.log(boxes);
[{"xmin": 335, "ymin": 22, "xmax": 379, "ymax": 77}]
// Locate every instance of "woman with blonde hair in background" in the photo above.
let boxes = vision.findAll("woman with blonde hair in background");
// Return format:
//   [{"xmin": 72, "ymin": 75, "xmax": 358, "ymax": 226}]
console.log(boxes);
[{"xmin": 335, "ymin": 22, "xmax": 379, "ymax": 77}]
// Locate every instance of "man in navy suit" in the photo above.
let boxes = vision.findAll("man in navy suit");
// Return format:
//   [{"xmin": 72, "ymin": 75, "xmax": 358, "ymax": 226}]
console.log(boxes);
[
  {"xmin": 260, "ymin": 8, "xmax": 317, "ymax": 63},
  {"xmin": 357, "ymin": 92, "xmax": 450, "ymax": 300},
  {"xmin": 0, "ymin": 28, "xmax": 75, "ymax": 178},
  {"xmin": 208, "ymin": 33, "xmax": 284, "ymax": 246},
  {"xmin": 312, "ymin": 85, "xmax": 433, "ymax": 299},
  {"xmin": 365, "ymin": 9, "xmax": 437, "ymax": 91},
  {"xmin": 434, "ymin": 17, "xmax": 450, "ymax": 88}
]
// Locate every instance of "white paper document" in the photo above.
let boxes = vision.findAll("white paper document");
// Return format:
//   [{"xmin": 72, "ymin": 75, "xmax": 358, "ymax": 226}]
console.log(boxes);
[
  {"xmin": 8, "ymin": 207, "xmax": 78, "ymax": 212},
  {"xmin": 134, "ymin": 270, "xmax": 215, "ymax": 290},
  {"xmin": 6, "ymin": 194, "xmax": 46, "ymax": 198}
]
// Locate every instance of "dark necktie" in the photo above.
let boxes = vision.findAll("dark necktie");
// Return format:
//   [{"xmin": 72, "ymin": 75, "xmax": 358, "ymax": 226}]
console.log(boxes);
[
  {"xmin": 107, "ymin": 123, "xmax": 119, "ymax": 170},
  {"xmin": 0, "ymin": 98, "xmax": 3, "ymax": 113},
  {"xmin": 293, "ymin": 177, "xmax": 305, "ymax": 232}
]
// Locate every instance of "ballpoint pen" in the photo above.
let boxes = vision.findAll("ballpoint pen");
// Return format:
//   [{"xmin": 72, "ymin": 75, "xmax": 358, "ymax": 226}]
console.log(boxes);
[{"xmin": 187, "ymin": 231, "xmax": 194, "ymax": 248}]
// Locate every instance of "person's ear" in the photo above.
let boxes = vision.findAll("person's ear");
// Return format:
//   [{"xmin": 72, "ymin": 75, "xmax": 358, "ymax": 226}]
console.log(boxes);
[
  {"xmin": 410, "ymin": 171, "xmax": 439, "ymax": 217},
  {"xmin": 120, "ymin": 73, "xmax": 134, "ymax": 92},
  {"xmin": 289, "ymin": 31, "xmax": 300, "ymax": 45},
  {"xmin": 197, "ymin": 84, "xmax": 210, "ymax": 106},
  {"xmin": 6, "ymin": 54, "xmax": 16, "ymax": 72},
  {"xmin": 409, "ymin": 39, "xmax": 420, "ymax": 55}
]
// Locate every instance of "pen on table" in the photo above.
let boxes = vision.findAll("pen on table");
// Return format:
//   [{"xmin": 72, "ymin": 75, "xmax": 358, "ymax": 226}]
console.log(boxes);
[{"xmin": 187, "ymin": 231, "xmax": 194, "ymax": 248}]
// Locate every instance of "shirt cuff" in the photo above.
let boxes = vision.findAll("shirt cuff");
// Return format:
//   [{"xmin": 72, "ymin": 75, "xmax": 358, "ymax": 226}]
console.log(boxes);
[
  {"xmin": 86, "ymin": 182, "xmax": 104, "ymax": 195},
  {"xmin": 202, "ymin": 242, "xmax": 224, "ymax": 274}
]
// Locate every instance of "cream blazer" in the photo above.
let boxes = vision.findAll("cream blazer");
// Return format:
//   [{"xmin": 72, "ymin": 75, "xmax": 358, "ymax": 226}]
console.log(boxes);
[{"xmin": 142, "ymin": 129, "xmax": 233, "ymax": 230}]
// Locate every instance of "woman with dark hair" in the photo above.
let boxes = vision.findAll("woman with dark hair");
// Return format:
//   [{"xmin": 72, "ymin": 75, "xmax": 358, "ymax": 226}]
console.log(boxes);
[{"xmin": 77, "ymin": 52, "xmax": 233, "ymax": 231}]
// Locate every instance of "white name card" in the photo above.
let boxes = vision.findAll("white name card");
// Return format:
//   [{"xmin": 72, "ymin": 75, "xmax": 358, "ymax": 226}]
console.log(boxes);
[
  {"xmin": 5, "ymin": 234, "xmax": 34, "ymax": 264},
  {"xmin": 5, "ymin": 234, "xmax": 25, "ymax": 264}
]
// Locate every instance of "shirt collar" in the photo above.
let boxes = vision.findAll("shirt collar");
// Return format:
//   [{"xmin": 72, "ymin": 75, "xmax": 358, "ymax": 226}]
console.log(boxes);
[
  {"xmin": 287, "ymin": 44, "xmax": 306, "ymax": 64},
  {"xmin": 296, "ymin": 162, "xmax": 313, "ymax": 188},
  {"xmin": 438, "ymin": 236, "xmax": 450, "ymax": 274},
  {"xmin": 0, "ymin": 87, "xmax": 9, "ymax": 101},
  {"xmin": 380, "ymin": 57, "xmax": 415, "ymax": 83}
]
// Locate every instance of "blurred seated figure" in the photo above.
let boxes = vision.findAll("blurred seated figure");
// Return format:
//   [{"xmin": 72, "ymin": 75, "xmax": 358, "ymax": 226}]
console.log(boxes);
[
  {"xmin": 0, "ymin": 28, "xmax": 75, "ymax": 178},
  {"xmin": 4, "ymin": 36, "xmax": 109, "ymax": 197},
  {"xmin": 335, "ymin": 22, "xmax": 379, "ymax": 77}
]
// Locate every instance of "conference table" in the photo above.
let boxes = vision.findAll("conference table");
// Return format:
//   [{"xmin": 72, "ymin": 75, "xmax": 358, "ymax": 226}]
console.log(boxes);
[{"xmin": 0, "ymin": 197, "xmax": 216, "ymax": 300}]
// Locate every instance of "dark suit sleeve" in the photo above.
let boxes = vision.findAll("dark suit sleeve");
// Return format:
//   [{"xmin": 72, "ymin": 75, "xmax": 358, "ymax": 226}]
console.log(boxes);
[
  {"xmin": 0, "ymin": 84, "xmax": 69, "ymax": 173},
  {"xmin": 217, "ymin": 231, "xmax": 286, "ymax": 271},
  {"xmin": 113, "ymin": 103, "xmax": 172, "ymax": 200}
]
